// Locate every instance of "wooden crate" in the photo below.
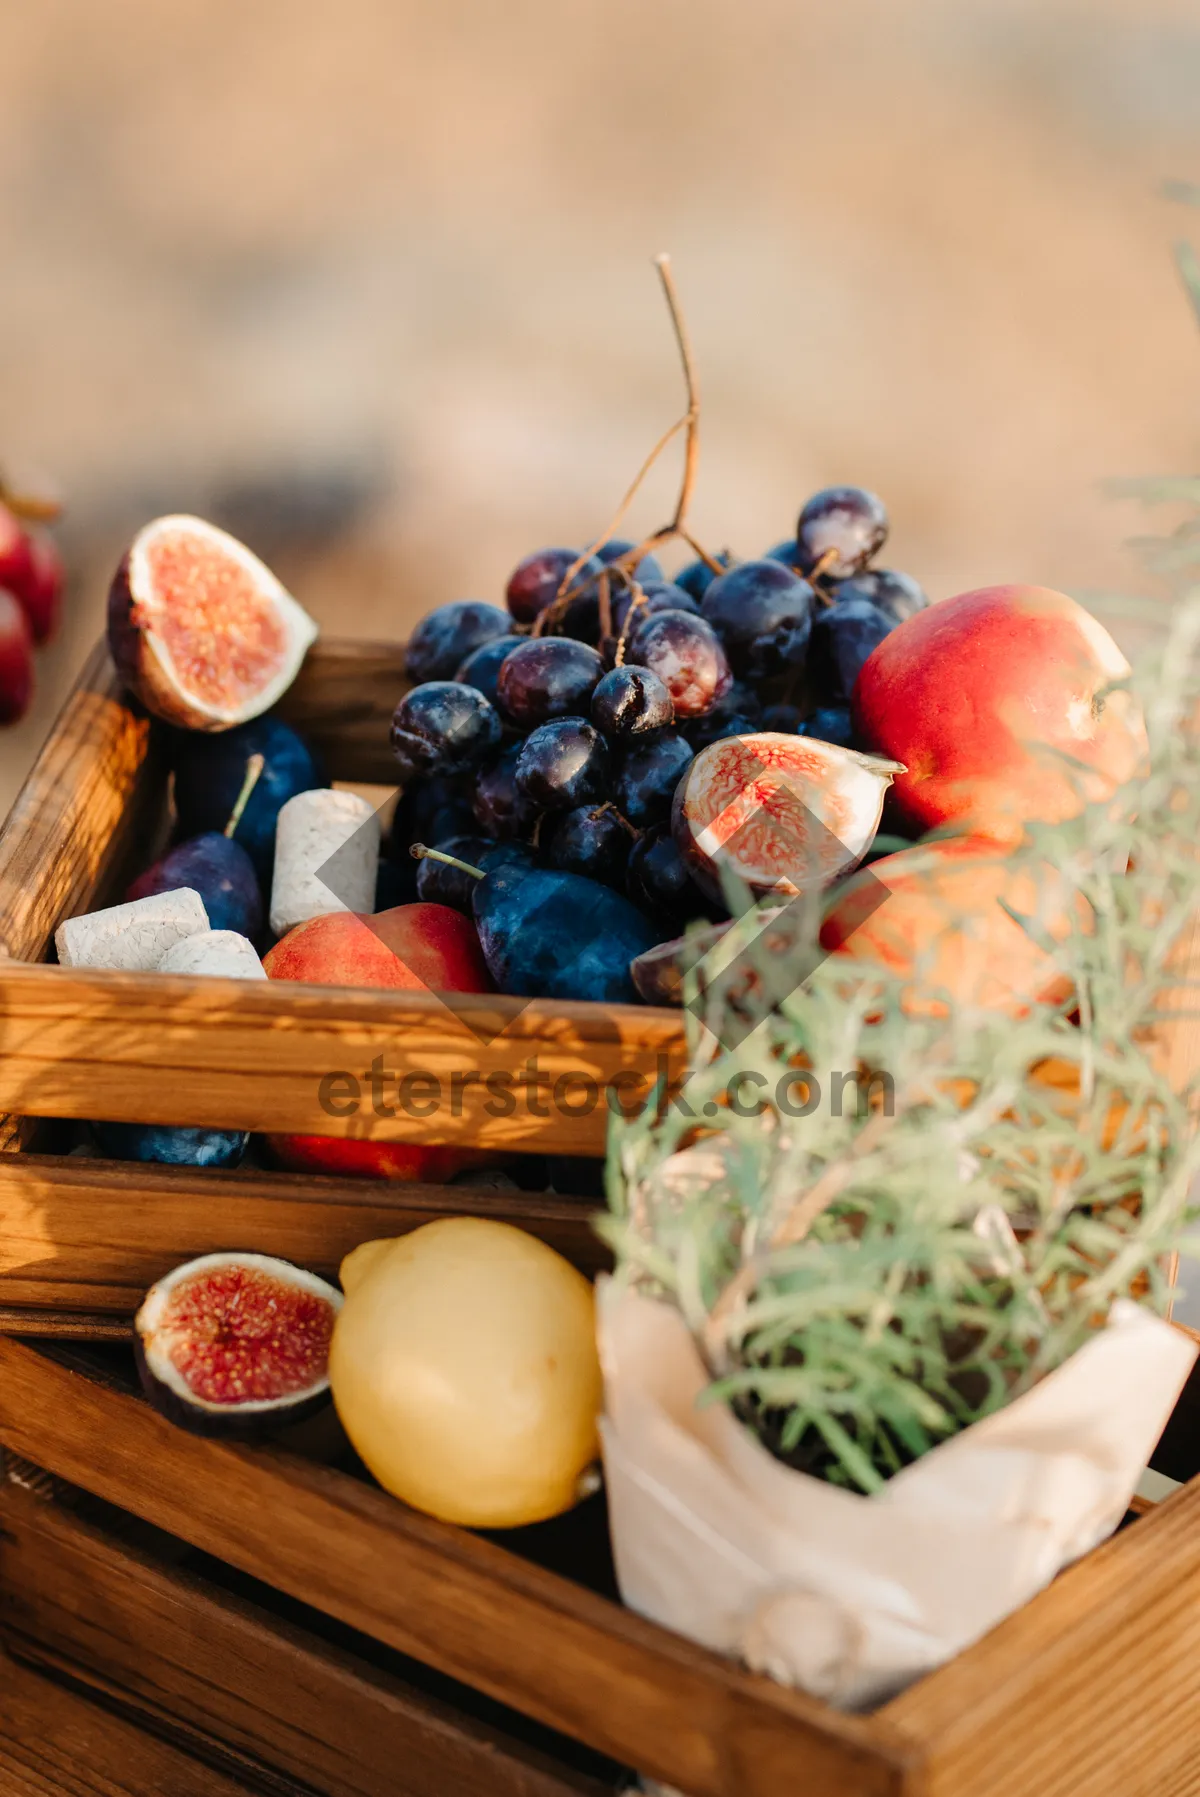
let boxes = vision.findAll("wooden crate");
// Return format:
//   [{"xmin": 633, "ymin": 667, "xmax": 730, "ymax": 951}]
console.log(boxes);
[
  {"xmin": 1, "ymin": 1337, "xmax": 1199, "ymax": 1797},
  {"xmin": 0, "ymin": 637, "xmax": 664, "ymax": 1336},
  {"xmin": 4, "ymin": 638, "xmax": 1200, "ymax": 1796},
  {"xmin": 0, "ymin": 638, "xmax": 688, "ymax": 1165}
]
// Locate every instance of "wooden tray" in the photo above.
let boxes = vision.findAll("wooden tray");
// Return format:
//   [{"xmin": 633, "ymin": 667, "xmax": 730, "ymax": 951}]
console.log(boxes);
[
  {"xmin": 1, "ymin": 1336, "xmax": 1199, "ymax": 1797},
  {"xmin": 0, "ymin": 638, "xmax": 688, "ymax": 1161}
]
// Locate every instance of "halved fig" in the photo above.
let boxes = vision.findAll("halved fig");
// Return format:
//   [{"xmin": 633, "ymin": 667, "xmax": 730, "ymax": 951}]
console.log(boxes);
[
  {"xmin": 134, "ymin": 1252, "xmax": 341, "ymax": 1438},
  {"xmin": 631, "ymin": 903, "xmax": 821, "ymax": 1024},
  {"xmin": 108, "ymin": 515, "xmax": 318, "ymax": 731},
  {"xmin": 671, "ymin": 731, "xmax": 904, "ymax": 903}
]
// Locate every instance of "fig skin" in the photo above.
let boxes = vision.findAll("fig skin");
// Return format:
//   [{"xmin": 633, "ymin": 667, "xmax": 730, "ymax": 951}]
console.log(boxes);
[
  {"xmin": 107, "ymin": 551, "xmax": 207, "ymax": 731},
  {"xmin": 134, "ymin": 1331, "xmax": 335, "ymax": 1441}
]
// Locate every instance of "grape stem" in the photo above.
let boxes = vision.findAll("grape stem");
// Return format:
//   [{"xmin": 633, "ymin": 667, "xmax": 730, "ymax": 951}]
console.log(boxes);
[
  {"xmin": 554, "ymin": 253, "xmax": 723, "ymax": 604},
  {"xmin": 410, "ymin": 842, "xmax": 485, "ymax": 880},
  {"xmin": 223, "ymin": 754, "xmax": 266, "ymax": 839}
]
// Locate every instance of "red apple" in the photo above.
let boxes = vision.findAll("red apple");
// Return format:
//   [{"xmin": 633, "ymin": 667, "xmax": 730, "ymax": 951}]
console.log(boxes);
[
  {"xmin": 852, "ymin": 585, "xmax": 1146, "ymax": 843},
  {"xmin": 820, "ymin": 834, "xmax": 1085, "ymax": 1018},
  {"xmin": 0, "ymin": 588, "xmax": 34, "ymax": 725},
  {"xmin": 20, "ymin": 528, "xmax": 63, "ymax": 645},
  {"xmin": 0, "ymin": 503, "xmax": 35, "ymax": 610},
  {"xmin": 264, "ymin": 904, "xmax": 493, "ymax": 1180}
]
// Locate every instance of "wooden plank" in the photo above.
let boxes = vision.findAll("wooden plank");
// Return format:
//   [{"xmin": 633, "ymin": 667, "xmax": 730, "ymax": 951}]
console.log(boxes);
[
  {"xmin": 0, "ymin": 960, "xmax": 685, "ymax": 1154},
  {"xmin": 0, "ymin": 1484, "xmax": 609, "ymax": 1797},
  {"xmin": 0, "ymin": 1337, "xmax": 918, "ymax": 1797},
  {"xmin": 277, "ymin": 637, "xmax": 409, "ymax": 785},
  {"xmin": 0, "ymin": 1154, "xmax": 608, "ymax": 1316},
  {"xmin": 882, "ymin": 1473, "xmax": 1200, "ymax": 1797},
  {"xmin": 0, "ymin": 640, "xmax": 160, "ymax": 966},
  {"xmin": 0, "ymin": 1644, "xmax": 264, "ymax": 1797},
  {"xmin": 0, "ymin": 1308, "xmax": 131, "ymax": 1340}
]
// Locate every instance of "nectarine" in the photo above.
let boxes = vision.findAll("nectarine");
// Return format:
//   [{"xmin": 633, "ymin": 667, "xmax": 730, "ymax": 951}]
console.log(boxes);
[
  {"xmin": 852, "ymin": 585, "xmax": 1146, "ymax": 843},
  {"xmin": 820, "ymin": 834, "xmax": 1086, "ymax": 1018},
  {"xmin": 264, "ymin": 904, "xmax": 492, "ymax": 1180}
]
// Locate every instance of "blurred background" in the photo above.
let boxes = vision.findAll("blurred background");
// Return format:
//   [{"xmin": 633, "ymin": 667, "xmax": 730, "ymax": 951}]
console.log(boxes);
[{"xmin": 3, "ymin": 0, "xmax": 1200, "ymax": 810}]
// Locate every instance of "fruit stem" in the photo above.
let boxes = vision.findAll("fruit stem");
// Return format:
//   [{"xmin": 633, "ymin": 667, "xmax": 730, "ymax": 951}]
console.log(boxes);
[
  {"xmin": 410, "ymin": 842, "xmax": 485, "ymax": 880},
  {"xmin": 655, "ymin": 252, "xmax": 701, "ymax": 533},
  {"xmin": 223, "ymin": 754, "xmax": 266, "ymax": 839}
]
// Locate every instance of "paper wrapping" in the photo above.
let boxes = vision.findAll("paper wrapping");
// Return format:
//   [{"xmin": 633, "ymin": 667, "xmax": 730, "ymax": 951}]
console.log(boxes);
[{"xmin": 598, "ymin": 1278, "xmax": 1197, "ymax": 1718}]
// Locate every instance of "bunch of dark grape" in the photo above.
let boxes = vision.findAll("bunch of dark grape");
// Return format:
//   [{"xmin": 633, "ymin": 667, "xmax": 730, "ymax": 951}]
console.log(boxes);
[{"xmin": 386, "ymin": 493, "xmax": 928, "ymax": 1001}]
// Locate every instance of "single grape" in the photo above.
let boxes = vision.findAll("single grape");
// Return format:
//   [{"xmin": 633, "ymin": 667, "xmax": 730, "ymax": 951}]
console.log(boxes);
[
  {"xmin": 504, "ymin": 547, "xmax": 604, "ymax": 625},
  {"xmin": 832, "ymin": 567, "xmax": 929, "ymax": 623},
  {"xmin": 473, "ymin": 742, "xmax": 541, "ymax": 838},
  {"xmin": 415, "ymin": 833, "xmax": 494, "ymax": 910},
  {"xmin": 809, "ymin": 594, "xmax": 896, "ymax": 704},
  {"xmin": 515, "ymin": 718, "xmax": 611, "ymax": 810},
  {"xmin": 795, "ymin": 486, "xmax": 888, "ymax": 580},
  {"xmin": 760, "ymin": 700, "xmax": 805, "ymax": 733},
  {"xmin": 495, "ymin": 637, "xmax": 605, "ymax": 728},
  {"xmin": 799, "ymin": 705, "xmax": 856, "ymax": 749},
  {"xmin": 682, "ymin": 710, "xmax": 762, "ymax": 752},
  {"xmin": 405, "ymin": 600, "xmax": 511, "ymax": 683},
  {"xmin": 602, "ymin": 584, "xmax": 701, "ymax": 664},
  {"xmin": 674, "ymin": 550, "xmax": 734, "ymax": 601},
  {"xmin": 595, "ymin": 538, "xmax": 665, "ymax": 585},
  {"xmin": 591, "ymin": 665, "xmax": 674, "ymax": 738},
  {"xmin": 626, "ymin": 610, "xmax": 732, "ymax": 719},
  {"xmin": 454, "ymin": 633, "xmax": 526, "ymax": 705},
  {"xmin": 764, "ymin": 537, "xmax": 801, "ymax": 568},
  {"xmin": 616, "ymin": 731, "xmax": 695, "ymax": 827},
  {"xmin": 701, "ymin": 559, "xmax": 816, "ymax": 682},
  {"xmin": 390, "ymin": 682, "xmax": 502, "ymax": 780},
  {"xmin": 389, "ymin": 772, "xmax": 474, "ymax": 856},
  {"xmin": 543, "ymin": 804, "xmax": 633, "ymax": 887},
  {"xmin": 626, "ymin": 824, "xmax": 709, "ymax": 924}
]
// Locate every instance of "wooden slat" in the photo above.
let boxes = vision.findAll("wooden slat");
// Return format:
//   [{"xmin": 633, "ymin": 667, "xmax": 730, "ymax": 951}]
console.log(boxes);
[
  {"xmin": 882, "ymin": 1473, "xmax": 1200, "ymax": 1797},
  {"xmin": 0, "ymin": 1154, "xmax": 608, "ymax": 1316},
  {"xmin": 0, "ymin": 640, "xmax": 160, "ymax": 965},
  {"xmin": 0, "ymin": 1484, "xmax": 608, "ymax": 1797},
  {"xmin": 0, "ymin": 1337, "xmax": 918, "ymax": 1797},
  {"xmin": 277, "ymin": 637, "xmax": 410, "ymax": 785},
  {"xmin": 0, "ymin": 1644, "xmax": 264, "ymax": 1796},
  {"xmin": 0, "ymin": 960, "xmax": 686, "ymax": 1154}
]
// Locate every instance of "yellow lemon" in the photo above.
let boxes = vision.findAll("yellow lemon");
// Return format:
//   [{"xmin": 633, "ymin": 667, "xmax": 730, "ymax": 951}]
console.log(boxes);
[{"xmin": 330, "ymin": 1217, "xmax": 602, "ymax": 1528}]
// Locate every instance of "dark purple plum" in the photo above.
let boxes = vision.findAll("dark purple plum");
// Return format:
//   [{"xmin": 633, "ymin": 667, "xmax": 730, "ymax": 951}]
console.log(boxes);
[
  {"xmin": 616, "ymin": 731, "xmax": 695, "ymax": 828},
  {"xmin": 626, "ymin": 610, "xmax": 732, "ymax": 719},
  {"xmin": 674, "ymin": 550, "xmax": 733, "ymax": 601},
  {"xmin": 515, "ymin": 718, "xmax": 611, "ymax": 811},
  {"xmin": 454, "ymin": 634, "xmax": 526, "ymax": 705},
  {"xmin": 596, "ymin": 538, "xmax": 665, "ymax": 585},
  {"xmin": 405, "ymin": 600, "xmax": 511, "ymax": 683},
  {"xmin": 591, "ymin": 665, "xmax": 674, "ymax": 738},
  {"xmin": 809, "ymin": 595, "xmax": 896, "ymax": 705},
  {"xmin": 504, "ymin": 547, "xmax": 604, "ymax": 625},
  {"xmin": 172, "ymin": 716, "xmax": 324, "ymax": 882},
  {"xmin": 128, "ymin": 834, "xmax": 262, "ymax": 938},
  {"xmin": 626, "ymin": 825, "xmax": 711, "ymax": 925},
  {"xmin": 390, "ymin": 682, "xmax": 502, "ymax": 781},
  {"xmin": 472, "ymin": 863, "xmax": 658, "ymax": 1003},
  {"xmin": 799, "ymin": 705, "xmax": 856, "ymax": 749},
  {"xmin": 495, "ymin": 637, "xmax": 605, "ymax": 728},
  {"xmin": 542, "ymin": 804, "xmax": 633, "ymax": 888},
  {"xmin": 93, "ymin": 1121, "xmax": 248, "ymax": 1168},
  {"xmin": 472, "ymin": 743, "xmax": 541, "ymax": 839},
  {"xmin": 701, "ymin": 559, "xmax": 816, "ymax": 681},
  {"xmin": 795, "ymin": 486, "xmax": 888, "ymax": 580},
  {"xmin": 832, "ymin": 567, "xmax": 929, "ymax": 623}
]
